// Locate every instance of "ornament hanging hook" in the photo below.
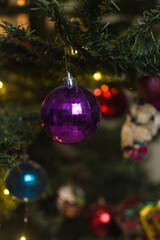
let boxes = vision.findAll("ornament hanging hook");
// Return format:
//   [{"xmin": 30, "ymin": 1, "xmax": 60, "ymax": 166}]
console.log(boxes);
[
  {"xmin": 20, "ymin": 145, "xmax": 29, "ymax": 163},
  {"xmin": 64, "ymin": 47, "xmax": 76, "ymax": 87}
]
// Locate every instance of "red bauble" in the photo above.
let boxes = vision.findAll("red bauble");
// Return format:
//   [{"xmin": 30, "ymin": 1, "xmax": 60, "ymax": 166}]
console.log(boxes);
[
  {"xmin": 137, "ymin": 76, "xmax": 160, "ymax": 110},
  {"xmin": 85, "ymin": 201, "xmax": 119, "ymax": 237},
  {"xmin": 94, "ymin": 85, "xmax": 127, "ymax": 118}
]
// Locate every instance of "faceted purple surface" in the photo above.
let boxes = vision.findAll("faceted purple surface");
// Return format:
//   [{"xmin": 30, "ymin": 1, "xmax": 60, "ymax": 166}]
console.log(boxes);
[{"xmin": 41, "ymin": 85, "xmax": 101, "ymax": 145}]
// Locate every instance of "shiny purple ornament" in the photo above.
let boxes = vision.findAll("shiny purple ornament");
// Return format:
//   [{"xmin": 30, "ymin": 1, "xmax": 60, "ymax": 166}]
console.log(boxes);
[
  {"xmin": 41, "ymin": 74, "xmax": 101, "ymax": 145},
  {"xmin": 137, "ymin": 76, "xmax": 160, "ymax": 110}
]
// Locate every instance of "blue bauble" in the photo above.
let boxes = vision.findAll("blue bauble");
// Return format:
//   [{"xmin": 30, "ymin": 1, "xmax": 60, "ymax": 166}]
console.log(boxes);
[{"xmin": 5, "ymin": 159, "xmax": 47, "ymax": 202}]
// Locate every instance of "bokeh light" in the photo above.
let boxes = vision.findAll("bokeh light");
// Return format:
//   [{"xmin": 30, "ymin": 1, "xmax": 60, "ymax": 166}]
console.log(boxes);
[
  {"xmin": 93, "ymin": 72, "xmax": 102, "ymax": 81},
  {"xmin": 103, "ymin": 91, "xmax": 111, "ymax": 98},
  {"xmin": 101, "ymin": 84, "xmax": 108, "ymax": 92},
  {"xmin": 101, "ymin": 105, "xmax": 108, "ymax": 114},
  {"xmin": 3, "ymin": 189, "xmax": 9, "ymax": 195},
  {"xmin": 94, "ymin": 88, "xmax": 101, "ymax": 96},
  {"xmin": 17, "ymin": 0, "xmax": 26, "ymax": 6},
  {"xmin": 94, "ymin": 84, "xmax": 127, "ymax": 118},
  {"xmin": 99, "ymin": 212, "xmax": 110, "ymax": 223},
  {"xmin": 111, "ymin": 88, "xmax": 118, "ymax": 94},
  {"xmin": 20, "ymin": 236, "xmax": 26, "ymax": 240},
  {"xmin": 0, "ymin": 81, "xmax": 3, "ymax": 88},
  {"xmin": 71, "ymin": 47, "xmax": 78, "ymax": 55}
]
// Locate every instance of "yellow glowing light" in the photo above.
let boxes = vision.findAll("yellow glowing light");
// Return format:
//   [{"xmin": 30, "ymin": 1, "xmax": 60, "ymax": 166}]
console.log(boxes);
[
  {"xmin": 93, "ymin": 72, "xmax": 102, "ymax": 81},
  {"xmin": 71, "ymin": 48, "xmax": 78, "ymax": 55},
  {"xmin": 20, "ymin": 236, "xmax": 26, "ymax": 240},
  {"xmin": 17, "ymin": 0, "xmax": 26, "ymax": 6},
  {"xmin": 4, "ymin": 189, "xmax": 9, "ymax": 195},
  {"xmin": 24, "ymin": 198, "xmax": 29, "ymax": 202},
  {"xmin": 0, "ymin": 81, "xmax": 3, "ymax": 88}
]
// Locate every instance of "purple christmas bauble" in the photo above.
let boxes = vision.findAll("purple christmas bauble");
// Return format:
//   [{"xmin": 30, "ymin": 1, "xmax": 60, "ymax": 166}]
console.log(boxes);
[
  {"xmin": 41, "ymin": 78, "xmax": 101, "ymax": 145},
  {"xmin": 137, "ymin": 76, "xmax": 160, "ymax": 110}
]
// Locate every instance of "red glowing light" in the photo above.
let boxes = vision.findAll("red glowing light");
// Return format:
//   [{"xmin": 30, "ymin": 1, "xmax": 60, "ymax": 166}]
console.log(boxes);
[
  {"xmin": 101, "ymin": 105, "xmax": 108, "ymax": 113},
  {"xmin": 111, "ymin": 88, "xmax": 118, "ymax": 94},
  {"xmin": 99, "ymin": 213, "xmax": 110, "ymax": 223},
  {"xmin": 94, "ymin": 88, "xmax": 101, "ymax": 96},
  {"xmin": 101, "ymin": 84, "xmax": 109, "ymax": 92},
  {"xmin": 103, "ymin": 91, "xmax": 111, "ymax": 98}
]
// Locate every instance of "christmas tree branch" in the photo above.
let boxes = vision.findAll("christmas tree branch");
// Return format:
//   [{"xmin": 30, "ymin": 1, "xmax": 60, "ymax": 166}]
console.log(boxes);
[
  {"xmin": 0, "ymin": 20, "xmax": 62, "ymax": 69},
  {"xmin": 35, "ymin": 0, "xmax": 119, "ymax": 61},
  {"xmin": 0, "ymin": 20, "xmax": 88, "ymax": 80},
  {"xmin": 0, "ymin": 107, "xmax": 40, "ymax": 168},
  {"xmin": 36, "ymin": 1, "xmax": 160, "ymax": 75},
  {"xmin": 29, "ymin": 204, "xmax": 64, "ymax": 237},
  {"xmin": 0, "ymin": 2, "xmax": 160, "ymax": 79}
]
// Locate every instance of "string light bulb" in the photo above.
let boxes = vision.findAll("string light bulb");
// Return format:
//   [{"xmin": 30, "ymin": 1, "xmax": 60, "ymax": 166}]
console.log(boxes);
[
  {"xmin": 93, "ymin": 72, "xmax": 102, "ymax": 81},
  {"xmin": 71, "ymin": 49, "xmax": 78, "ymax": 55},
  {"xmin": 17, "ymin": 0, "xmax": 26, "ymax": 6},
  {"xmin": 71, "ymin": 47, "xmax": 78, "ymax": 55},
  {"xmin": 20, "ymin": 236, "xmax": 26, "ymax": 240},
  {"xmin": 3, "ymin": 189, "xmax": 9, "ymax": 195},
  {"xmin": 0, "ymin": 81, "xmax": 3, "ymax": 88}
]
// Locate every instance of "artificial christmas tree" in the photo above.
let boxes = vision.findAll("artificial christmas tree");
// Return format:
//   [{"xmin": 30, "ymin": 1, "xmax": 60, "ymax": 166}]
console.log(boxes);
[{"xmin": 1, "ymin": 0, "xmax": 160, "ymax": 240}]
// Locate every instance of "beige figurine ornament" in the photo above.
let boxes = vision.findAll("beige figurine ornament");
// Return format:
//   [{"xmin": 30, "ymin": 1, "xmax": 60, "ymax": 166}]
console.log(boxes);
[{"xmin": 121, "ymin": 103, "xmax": 160, "ymax": 161}]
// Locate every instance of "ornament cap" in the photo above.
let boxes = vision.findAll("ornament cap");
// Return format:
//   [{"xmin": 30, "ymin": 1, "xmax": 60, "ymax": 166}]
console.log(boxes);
[
  {"xmin": 64, "ymin": 72, "xmax": 76, "ymax": 87},
  {"xmin": 20, "ymin": 153, "xmax": 30, "ymax": 164}
]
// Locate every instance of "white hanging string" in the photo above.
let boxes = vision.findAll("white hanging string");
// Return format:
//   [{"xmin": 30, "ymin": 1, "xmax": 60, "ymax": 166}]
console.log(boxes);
[{"xmin": 64, "ymin": 47, "xmax": 71, "ymax": 77}]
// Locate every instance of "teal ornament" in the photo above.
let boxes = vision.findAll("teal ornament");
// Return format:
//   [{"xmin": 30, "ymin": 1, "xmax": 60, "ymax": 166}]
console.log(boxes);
[{"xmin": 5, "ymin": 158, "xmax": 47, "ymax": 202}]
